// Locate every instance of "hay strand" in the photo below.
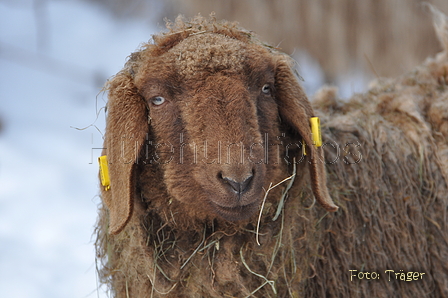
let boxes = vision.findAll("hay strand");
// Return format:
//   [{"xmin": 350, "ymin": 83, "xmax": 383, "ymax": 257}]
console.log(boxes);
[
  {"xmin": 239, "ymin": 247, "xmax": 277, "ymax": 296},
  {"xmin": 256, "ymin": 172, "xmax": 296, "ymax": 246}
]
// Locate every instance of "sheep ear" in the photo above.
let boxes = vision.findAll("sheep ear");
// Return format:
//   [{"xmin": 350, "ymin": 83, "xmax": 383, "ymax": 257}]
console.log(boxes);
[
  {"xmin": 275, "ymin": 58, "xmax": 338, "ymax": 212},
  {"xmin": 100, "ymin": 71, "xmax": 148, "ymax": 235}
]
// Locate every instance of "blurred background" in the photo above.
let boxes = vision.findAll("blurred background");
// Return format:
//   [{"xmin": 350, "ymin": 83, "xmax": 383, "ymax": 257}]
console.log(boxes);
[{"xmin": 1, "ymin": 0, "xmax": 447, "ymax": 297}]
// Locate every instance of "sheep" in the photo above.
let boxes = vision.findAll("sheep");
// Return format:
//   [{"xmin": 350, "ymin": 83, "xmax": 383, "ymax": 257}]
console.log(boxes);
[{"xmin": 95, "ymin": 13, "xmax": 448, "ymax": 298}]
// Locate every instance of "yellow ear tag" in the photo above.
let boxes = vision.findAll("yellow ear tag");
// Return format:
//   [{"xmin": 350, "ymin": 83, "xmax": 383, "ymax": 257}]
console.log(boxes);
[
  {"xmin": 302, "ymin": 139, "xmax": 307, "ymax": 156},
  {"xmin": 310, "ymin": 117, "xmax": 322, "ymax": 147},
  {"xmin": 98, "ymin": 155, "xmax": 111, "ymax": 191}
]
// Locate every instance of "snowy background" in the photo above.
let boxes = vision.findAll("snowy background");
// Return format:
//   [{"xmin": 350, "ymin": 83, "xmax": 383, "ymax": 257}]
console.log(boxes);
[
  {"xmin": 0, "ymin": 0, "xmax": 159, "ymax": 297},
  {"xmin": 0, "ymin": 1, "xmax": 366, "ymax": 297}
]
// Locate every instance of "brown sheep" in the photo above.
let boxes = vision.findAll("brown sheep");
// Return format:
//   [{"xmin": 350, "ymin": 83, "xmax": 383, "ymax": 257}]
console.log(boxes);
[{"xmin": 96, "ymin": 13, "xmax": 448, "ymax": 298}]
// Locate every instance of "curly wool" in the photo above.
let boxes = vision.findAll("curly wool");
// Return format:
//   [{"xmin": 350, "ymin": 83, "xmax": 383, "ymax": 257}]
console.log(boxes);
[{"xmin": 95, "ymin": 13, "xmax": 448, "ymax": 298}]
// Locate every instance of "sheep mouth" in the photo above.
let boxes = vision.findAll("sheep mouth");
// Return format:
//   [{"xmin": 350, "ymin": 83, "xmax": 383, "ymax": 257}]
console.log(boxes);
[{"xmin": 212, "ymin": 201, "xmax": 259, "ymax": 222}]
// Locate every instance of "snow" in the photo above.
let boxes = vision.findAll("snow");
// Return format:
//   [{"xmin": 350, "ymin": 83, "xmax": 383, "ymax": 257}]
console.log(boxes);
[
  {"xmin": 295, "ymin": 51, "xmax": 369, "ymax": 100},
  {"xmin": 0, "ymin": 1, "xmax": 156, "ymax": 297}
]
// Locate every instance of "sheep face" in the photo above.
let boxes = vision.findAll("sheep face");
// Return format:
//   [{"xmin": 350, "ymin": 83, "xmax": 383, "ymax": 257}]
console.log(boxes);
[
  {"xmin": 134, "ymin": 33, "xmax": 283, "ymax": 222},
  {"xmin": 102, "ymin": 28, "xmax": 337, "ymax": 235}
]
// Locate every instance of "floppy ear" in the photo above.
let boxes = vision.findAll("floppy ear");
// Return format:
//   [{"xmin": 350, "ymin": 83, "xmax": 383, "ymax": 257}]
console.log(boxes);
[
  {"xmin": 275, "ymin": 57, "xmax": 338, "ymax": 212},
  {"xmin": 100, "ymin": 70, "xmax": 148, "ymax": 235}
]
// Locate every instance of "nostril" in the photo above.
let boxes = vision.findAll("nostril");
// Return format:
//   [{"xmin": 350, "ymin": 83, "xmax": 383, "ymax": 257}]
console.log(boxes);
[
  {"xmin": 240, "ymin": 174, "xmax": 253, "ymax": 193},
  {"xmin": 220, "ymin": 172, "xmax": 254, "ymax": 194}
]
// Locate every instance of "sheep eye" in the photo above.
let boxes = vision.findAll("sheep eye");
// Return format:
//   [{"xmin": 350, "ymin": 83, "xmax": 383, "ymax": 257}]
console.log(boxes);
[
  {"xmin": 261, "ymin": 84, "xmax": 271, "ymax": 94},
  {"xmin": 151, "ymin": 96, "xmax": 165, "ymax": 106}
]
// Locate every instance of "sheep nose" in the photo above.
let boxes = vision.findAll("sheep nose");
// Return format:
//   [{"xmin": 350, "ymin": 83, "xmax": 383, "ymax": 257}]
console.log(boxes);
[{"xmin": 220, "ymin": 173, "xmax": 254, "ymax": 194}]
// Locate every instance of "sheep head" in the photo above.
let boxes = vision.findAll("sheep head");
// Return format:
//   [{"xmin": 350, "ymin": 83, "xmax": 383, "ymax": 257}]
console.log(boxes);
[{"xmin": 101, "ymin": 17, "xmax": 338, "ymax": 235}]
